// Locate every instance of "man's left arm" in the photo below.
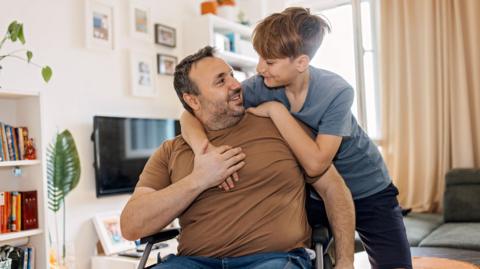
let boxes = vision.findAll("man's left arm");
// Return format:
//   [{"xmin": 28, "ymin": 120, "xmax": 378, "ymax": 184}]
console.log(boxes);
[{"xmin": 311, "ymin": 166, "xmax": 355, "ymax": 269}]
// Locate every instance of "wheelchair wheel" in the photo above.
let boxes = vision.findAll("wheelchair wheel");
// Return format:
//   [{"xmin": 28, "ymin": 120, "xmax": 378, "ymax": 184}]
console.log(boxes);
[{"xmin": 323, "ymin": 255, "xmax": 333, "ymax": 269}]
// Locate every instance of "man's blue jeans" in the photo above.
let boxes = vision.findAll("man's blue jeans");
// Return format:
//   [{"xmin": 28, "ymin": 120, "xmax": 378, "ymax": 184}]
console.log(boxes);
[{"xmin": 152, "ymin": 248, "xmax": 311, "ymax": 269}]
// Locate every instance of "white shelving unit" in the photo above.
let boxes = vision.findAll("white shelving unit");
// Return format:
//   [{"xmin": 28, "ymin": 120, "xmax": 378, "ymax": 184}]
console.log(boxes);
[
  {"xmin": 183, "ymin": 14, "xmax": 258, "ymax": 71},
  {"xmin": 0, "ymin": 228, "xmax": 43, "ymax": 241},
  {"xmin": 0, "ymin": 160, "xmax": 42, "ymax": 167},
  {"xmin": 0, "ymin": 89, "xmax": 47, "ymax": 269}
]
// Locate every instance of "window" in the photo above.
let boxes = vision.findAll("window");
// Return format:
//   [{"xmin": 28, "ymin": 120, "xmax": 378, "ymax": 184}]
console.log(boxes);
[{"xmin": 290, "ymin": 0, "xmax": 381, "ymax": 140}]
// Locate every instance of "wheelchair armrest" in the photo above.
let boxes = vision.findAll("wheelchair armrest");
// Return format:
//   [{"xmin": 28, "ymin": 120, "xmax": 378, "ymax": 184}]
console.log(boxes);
[
  {"xmin": 137, "ymin": 228, "xmax": 180, "ymax": 269},
  {"xmin": 140, "ymin": 228, "xmax": 180, "ymax": 245},
  {"xmin": 312, "ymin": 225, "xmax": 330, "ymax": 246}
]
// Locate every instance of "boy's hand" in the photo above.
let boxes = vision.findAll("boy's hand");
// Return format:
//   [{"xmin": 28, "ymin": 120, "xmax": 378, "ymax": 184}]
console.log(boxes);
[
  {"xmin": 203, "ymin": 141, "xmax": 242, "ymax": 192},
  {"xmin": 246, "ymin": 101, "xmax": 282, "ymax": 118},
  {"xmin": 192, "ymin": 141, "xmax": 245, "ymax": 190}
]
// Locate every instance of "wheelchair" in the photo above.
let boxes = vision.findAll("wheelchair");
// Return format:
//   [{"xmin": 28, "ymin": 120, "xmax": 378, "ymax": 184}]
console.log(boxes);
[{"xmin": 137, "ymin": 186, "xmax": 334, "ymax": 269}]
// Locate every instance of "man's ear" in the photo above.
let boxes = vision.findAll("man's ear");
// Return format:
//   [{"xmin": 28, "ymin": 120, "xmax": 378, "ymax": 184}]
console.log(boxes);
[
  {"xmin": 183, "ymin": 93, "xmax": 200, "ymax": 111},
  {"xmin": 293, "ymin": 55, "xmax": 310, "ymax": 73}
]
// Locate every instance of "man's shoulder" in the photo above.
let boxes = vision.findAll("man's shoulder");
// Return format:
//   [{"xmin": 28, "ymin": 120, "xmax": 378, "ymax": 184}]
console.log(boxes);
[
  {"xmin": 152, "ymin": 136, "xmax": 190, "ymax": 160},
  {"xmin": 243, "ymin": 113, "xmax": 276, "ymax": 127}
]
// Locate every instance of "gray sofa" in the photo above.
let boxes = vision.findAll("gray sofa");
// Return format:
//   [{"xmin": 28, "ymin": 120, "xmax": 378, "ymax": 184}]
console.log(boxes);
[{"xmin": 355, "ymin": 168, "xmax": 480, "ymax": 252}]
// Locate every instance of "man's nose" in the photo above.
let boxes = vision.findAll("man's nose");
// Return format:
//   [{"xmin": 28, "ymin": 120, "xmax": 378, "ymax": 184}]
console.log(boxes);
[{"xmin": 228, "ymin": 77, "xmax": 241, "ymax": 88}]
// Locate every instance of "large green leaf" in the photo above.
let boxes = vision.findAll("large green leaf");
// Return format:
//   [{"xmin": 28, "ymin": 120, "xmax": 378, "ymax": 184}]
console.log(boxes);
[{"xmin": 47, "ymin": 130, "xmax": 81, "ymax": 213}]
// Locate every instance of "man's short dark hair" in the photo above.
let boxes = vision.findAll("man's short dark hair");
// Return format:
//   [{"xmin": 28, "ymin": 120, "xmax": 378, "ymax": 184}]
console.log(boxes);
[{"xmin": 174, "ymin": 46, "xmax": 215, "ymax": 113}]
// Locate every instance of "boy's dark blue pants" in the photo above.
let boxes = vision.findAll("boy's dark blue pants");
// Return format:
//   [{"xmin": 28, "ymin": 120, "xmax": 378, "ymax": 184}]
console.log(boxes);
[{"xmin": 307, "ymin": 183, "xmax": 412, "ymax": 269}]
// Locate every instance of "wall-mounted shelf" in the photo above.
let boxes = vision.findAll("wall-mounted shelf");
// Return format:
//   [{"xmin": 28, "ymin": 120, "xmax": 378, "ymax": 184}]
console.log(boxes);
[
  {"xmin": 183, "ymin": 15, "xmax": 258, "ymax": 71},
  {"xmin": 0, "ymin": 229, "xmax": 42, "ymax": 242},
  {"xmin": 0, "ymin": 89, "xmax": 40, "ymax": 99},
  {"xmin": 0, "ymin": 160, "xmax": 41, "ymax": 167}
]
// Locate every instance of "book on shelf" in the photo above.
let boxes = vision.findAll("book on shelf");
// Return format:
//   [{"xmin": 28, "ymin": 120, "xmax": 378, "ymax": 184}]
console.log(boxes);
[
  {"xmin": 21, "ymin": 191, "xmax": 38, "ymax": 230},
  {"xmin": 0, "ymin": 123, "xmax": 8, "ymax": 161},
  {"xmin": 0, "ymin": 190, "xmax": 38, "ymax": 233},
  {"xmin": 0, "ymin": 121, "xmax": 31, "ymax": 162}
]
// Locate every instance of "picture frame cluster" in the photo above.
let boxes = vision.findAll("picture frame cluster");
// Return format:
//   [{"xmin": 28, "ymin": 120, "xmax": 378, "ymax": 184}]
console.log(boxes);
[{"xmin": 85, "ymin": 0, "xmax": 178, "ymax": 97}]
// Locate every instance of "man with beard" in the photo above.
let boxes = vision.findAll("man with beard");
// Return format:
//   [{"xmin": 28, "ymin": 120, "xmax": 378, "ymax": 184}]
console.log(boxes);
[{"xmin": 120, "ymin": 46, "xmax": 354, "ymax": 269}]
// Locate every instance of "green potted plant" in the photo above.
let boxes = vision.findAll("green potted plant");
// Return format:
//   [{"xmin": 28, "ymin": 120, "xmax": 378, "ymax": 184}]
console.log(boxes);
[
  {"xmin": 47, "ymin": 130, "xmax": 81, "ymax": 268},
  {"xmin": 0, "ymin": 21, "xmax": 52, "ymax": 83}
]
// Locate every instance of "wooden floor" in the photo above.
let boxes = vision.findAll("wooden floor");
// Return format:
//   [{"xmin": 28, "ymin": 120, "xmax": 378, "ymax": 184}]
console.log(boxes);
[{"xmin": 353, "ymin": 247, "xmax": 480, "ymax": 269}]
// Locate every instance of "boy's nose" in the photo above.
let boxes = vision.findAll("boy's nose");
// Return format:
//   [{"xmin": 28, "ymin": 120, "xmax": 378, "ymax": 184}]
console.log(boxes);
[{"xmin": 256, "ymin": 59, "xmax": 266, "ymax": 73}]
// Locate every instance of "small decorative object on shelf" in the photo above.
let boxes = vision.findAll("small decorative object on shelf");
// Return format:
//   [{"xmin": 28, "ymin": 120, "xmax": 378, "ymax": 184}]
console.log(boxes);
[
  {"xmin": 24, "ymin": 138, "xmax": 36, "ymax": 160},
  {"xmin": 217, "ymin": 0, "xmax": 237, "ymax": 21},
  {"xmin": 0, "ymin": 21, "xmax": 52, "ymax": 83},
  {"xmin": 237, "ymin": 10, "xmax": 250, "ymax": 26},
  {"xmin": 201, "ymin": 1, "xmax": 217, "ymax": 15}
]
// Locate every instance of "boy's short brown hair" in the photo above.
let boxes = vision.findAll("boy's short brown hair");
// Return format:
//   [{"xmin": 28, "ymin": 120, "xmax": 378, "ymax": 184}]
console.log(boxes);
[{"xmin": 253, "ymin": 7, "xmax": 330, "ymax": 59}]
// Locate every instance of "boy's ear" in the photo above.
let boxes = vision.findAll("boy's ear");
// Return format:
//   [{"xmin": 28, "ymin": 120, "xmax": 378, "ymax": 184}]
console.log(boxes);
[
  {"xmin": 183, "ymin": 93, "xmax": 201, "ymax": 112},
  {"xmin": 294, "ymin": 55, "xmax": 310, "ymax": 72}
]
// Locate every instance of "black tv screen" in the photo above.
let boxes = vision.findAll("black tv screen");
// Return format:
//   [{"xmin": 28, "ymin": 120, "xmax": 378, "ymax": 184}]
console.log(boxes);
[{"xmin": 92, "ymin": 116, "xmax": 180, "ymax": 197}]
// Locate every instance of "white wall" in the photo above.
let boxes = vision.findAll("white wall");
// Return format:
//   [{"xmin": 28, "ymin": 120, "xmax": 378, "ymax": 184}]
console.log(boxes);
[{"xmin": 0, "ymin": 0, "xmax": 196, "ymax": 268}]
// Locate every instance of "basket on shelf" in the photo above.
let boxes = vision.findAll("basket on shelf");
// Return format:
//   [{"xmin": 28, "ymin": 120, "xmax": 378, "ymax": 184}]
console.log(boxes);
[{"xmin": 0, "ymin": 258, "xmax": 11, "ymax": 269}]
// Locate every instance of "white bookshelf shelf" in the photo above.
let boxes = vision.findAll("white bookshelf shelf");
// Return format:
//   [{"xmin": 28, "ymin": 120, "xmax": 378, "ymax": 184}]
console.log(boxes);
[
  {"xmin": 208, "ymin": 14, "xmax": 253, "ymax": 37},
  {"xmin": 0, "ymin": 89, "xmax": 40, "ymax": 99},
  {"xmin": 0, "ymin": 229, "xmax": 42, "ymax": 242},
  {"xmin": 218, "ymin": 51, "xmax": 258, "ymax": 68},
  {"xmin": 184, "ymin": 15, "xmax": 258, "ymax": 71},
  {"xmin": 0, "ymin": 160, "xmax": 41, "ymax": 167}
]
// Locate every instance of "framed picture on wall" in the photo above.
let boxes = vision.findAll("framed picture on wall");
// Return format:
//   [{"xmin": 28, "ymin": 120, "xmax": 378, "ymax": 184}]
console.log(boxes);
[
  {"xmin": 154, "ymin": 24, "xmax": 176, "ymax": 48},
  {"xmin": 129, "ymin": 2, "xmax": 152, "ymax": 41},
  {"xmin": 157, "ymin": 54, "xmax": 177, "ymax": 76},
  {"xmin": 85, "ymin": 0, "xmax": 115, "ymax": 50},
  {"xmin": 130, "ymin": 51, "xmax": 158, "ymax": 97},
  {"xmin": 92, "ymin": 211, "xmax": 136, "ymax": 255}
]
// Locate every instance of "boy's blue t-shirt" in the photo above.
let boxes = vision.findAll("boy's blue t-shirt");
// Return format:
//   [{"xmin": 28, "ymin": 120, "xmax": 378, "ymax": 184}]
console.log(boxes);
[{"xmin": 241, "ymin": 66, "xmax": 391, "ymax": 200}]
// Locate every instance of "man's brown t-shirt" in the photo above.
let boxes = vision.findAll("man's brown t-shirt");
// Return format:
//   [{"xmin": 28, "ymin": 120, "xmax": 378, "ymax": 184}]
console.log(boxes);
[{"xmin": 137, "ymin": 114, "xmax": 311, "ymax": 257}]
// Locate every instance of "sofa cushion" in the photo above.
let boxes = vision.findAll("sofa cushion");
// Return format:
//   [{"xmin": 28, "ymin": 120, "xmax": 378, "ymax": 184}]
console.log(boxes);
[
  {"xmin": 353, "ymin": 213, "xmax": 443, "ymax": 251},
  {"xmin": 444, "ymin": 169, "xmax": 480, "ymax": 222},
  {"xmin": 419, "ymin": 223, "xmax": 480, "ymax": 251},
  {"xmin": 404, "ymin": 213, "xmax": 443, "ymax": 246}
]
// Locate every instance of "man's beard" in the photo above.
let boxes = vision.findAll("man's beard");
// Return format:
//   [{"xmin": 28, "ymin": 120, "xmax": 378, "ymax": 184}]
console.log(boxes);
[{"xmin": 200, "ymin": 90, "xmax": 245, "ymax": 131}]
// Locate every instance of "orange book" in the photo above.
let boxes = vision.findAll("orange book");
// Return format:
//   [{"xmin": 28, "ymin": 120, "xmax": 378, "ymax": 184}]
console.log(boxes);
[
  {"xmin": 0, "ymin": 192, "xmax": 4, "ymax": 233},
  {"xmin": 5, "ymin": 192, "xmax": 11, "ymax": 232},
  {"xmin": 16, "ymin": 192, "xmax": 21, "ymax": 231}
]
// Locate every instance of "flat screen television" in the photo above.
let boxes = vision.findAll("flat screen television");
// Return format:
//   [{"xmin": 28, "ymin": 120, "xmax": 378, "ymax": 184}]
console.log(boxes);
[{"xmin": 92, "ymin": 116, "xmax": 180, "ymax": 197}]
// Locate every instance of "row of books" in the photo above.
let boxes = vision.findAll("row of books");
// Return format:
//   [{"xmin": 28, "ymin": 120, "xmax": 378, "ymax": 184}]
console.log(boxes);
[
  {"xmin": 0, "ymin": 245, "xmax": 35, "ymax": 269},
  {"xmin": 0, "ymin": 191, "xmax": 38, "ymax": 234},
  {"xmin": 0, "ymin": 122, "xmax": 30, "ymax": 162}
]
